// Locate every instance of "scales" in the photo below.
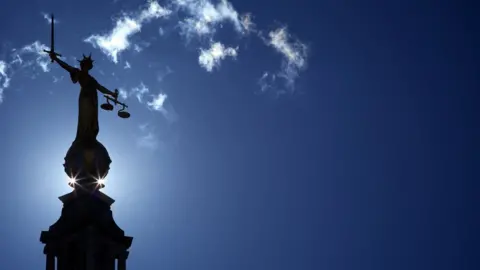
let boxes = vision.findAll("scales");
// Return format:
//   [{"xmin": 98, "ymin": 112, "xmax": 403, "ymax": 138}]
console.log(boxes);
[{"xmin": 101, "ymin": 89, "xmax": 131, "ymax": 119}]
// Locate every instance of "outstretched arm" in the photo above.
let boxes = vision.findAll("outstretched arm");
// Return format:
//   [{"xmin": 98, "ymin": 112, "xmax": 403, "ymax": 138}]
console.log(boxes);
[
  {"xmin": 96, "ymin": 83, "xmax": 117, "ymax": 98},
  {"xmin": 53, "ymin": 56, "xmax": 76, "ymax": 73}
]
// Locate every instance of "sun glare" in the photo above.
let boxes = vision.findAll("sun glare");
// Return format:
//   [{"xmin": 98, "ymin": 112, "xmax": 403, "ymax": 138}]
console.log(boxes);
[
  {"xmin": 67, "ymin": 176, "xmax": 77, "ymax": 188},
  {"xmin": 68, "ymin": 178, "xmax": 76, "ymax": 185},
  {"xmin": 96, "ymin": 178, "xmax": 106, "ymax": 186}
]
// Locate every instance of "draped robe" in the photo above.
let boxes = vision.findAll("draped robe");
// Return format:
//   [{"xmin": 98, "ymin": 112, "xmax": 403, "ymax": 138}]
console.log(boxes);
[{"xmin": 70, "ymin": 69, "xmax": 99, "ymax": 147}]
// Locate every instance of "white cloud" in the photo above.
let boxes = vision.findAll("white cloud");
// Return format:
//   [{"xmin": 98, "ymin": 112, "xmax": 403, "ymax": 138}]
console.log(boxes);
[
  {"xmin": 133, "ymin": 44, "xmax": 143, "ymax": 52},
  {"xmin": 258, "ymin": 71, "xmax": 275, "ymax": 93},
  {"xmin": 147, "ymin": 92, "xmax": 179, "ymax": 123},
  {"xmin": 41, "ymin": 13, "xmax": 59, "ymax": 24},
  {"xmin": 0, "ymin": 41, "xmax": 53, "ymax": 103},
  {"xmin": 0, "ymin": 61, "xmax": 10, "ymax": 88},
  {"xmin": 0, "ymin": 62, "xmax": 6, "ymax": 74},
  {"xmin": 146, "ymin": 92, "xmax": 167, "ymax": 111},
  {"xmin": 131, "ymin": 82, "xmax": 149, "ymax": 102},
  {"xmin": 0, "ymin": 61, "xmax": 10, "ymax": 103},
  {"xmin": 20, "ymin": 41, "xmax": 51, "ymax": 72},
  {"xmin": 10, "ymin": 54, "xmax": 23, "ymax": 65},
  {"xmin": 84, "ymin": 1, "xmax": 171, "ymax": 63},
  {"xmin": 85, "ymin": 18, "xmax": 140, "ymax": 63},
  {"xmin": 172, "ymin": 0, "xmax": 251, "ymax": 40},
  {"xmin": 266, "ymin": 27, "xmax": 308, "ymax": 91},
  {"xmin": 118, "ymin": 87, "xmax": 129, "ymax": 99},
  {"xmin": 198, "ymin": 42, "xmax": 237, "ymax": 72},
  {"xmin": 240, "ymin": 13, "xmax": 255, "ymax": 33},
  {"xmin": 124, "ymin": 61, "xmax": 131, "ymax": 69}
]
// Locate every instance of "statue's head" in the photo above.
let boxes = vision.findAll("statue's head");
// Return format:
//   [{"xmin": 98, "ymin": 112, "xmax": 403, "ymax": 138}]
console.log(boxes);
[{"xmin": 78, "ymin": 53, "xmax": 94, "ymax": 71}]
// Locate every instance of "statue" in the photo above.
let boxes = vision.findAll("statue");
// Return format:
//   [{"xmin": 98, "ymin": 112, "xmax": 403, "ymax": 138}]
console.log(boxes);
[
  {"xmin": 44, "ymin": 14, "xmax": 129, "ymax": 149},
  {"xmin": 43, "ymin": 14, "xmax": 130, "ymax": 189},
  {"xmin": 48, "ymin": 52, "xmax": 116, "ymax": 146}
]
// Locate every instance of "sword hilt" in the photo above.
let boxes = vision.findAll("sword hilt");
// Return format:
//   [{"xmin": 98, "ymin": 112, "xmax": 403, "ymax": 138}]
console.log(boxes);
[{"xmin": 43, "ymin": 49, "xmax": 62, "ymax": 62}]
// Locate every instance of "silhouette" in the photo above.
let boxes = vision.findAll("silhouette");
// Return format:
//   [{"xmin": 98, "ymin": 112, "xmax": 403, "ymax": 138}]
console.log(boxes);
[
  {"xmin": 40, "ymin": 14, "xmax": 133, "ymax": 270},
  {"xmin": 48, "ymin": 52, "xmax": 118, "ymax": 146},
  {"xmin": 44, "ymin": 14, "xmax": 130, "ymax": 148}
]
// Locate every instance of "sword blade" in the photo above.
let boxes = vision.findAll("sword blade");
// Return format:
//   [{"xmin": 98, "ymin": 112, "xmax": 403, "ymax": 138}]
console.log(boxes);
[{"xmin": 50, "ymin": 14, "xmax": 55, "ymax": 52}]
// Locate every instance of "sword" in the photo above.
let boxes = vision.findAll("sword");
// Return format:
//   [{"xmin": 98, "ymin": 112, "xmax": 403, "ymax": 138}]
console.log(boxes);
[{"xmin": 43, "ymin": 14, "xmax": 62, "ymax": 62}]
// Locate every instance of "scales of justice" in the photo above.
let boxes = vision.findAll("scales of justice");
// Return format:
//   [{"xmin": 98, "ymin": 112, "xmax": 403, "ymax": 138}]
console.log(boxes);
[
  {"xmin": 43, "ymin": 13, "xmax": 131, "ymax": 191},
  {"xmin": 44, "ymin": 14, "xmax": 130, "ymax": 120}
]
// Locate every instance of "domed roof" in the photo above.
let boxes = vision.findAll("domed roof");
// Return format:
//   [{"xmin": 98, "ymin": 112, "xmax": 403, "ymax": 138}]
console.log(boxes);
[{"xmin": 64, "ymin": 140, "xmax": 112, "ymax": 190}]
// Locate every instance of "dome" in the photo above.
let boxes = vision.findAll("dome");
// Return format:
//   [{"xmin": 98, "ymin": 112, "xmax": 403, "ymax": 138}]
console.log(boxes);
[{"xmin": 63, "ymin": 140, "xmax": 112, "ymax": 190}]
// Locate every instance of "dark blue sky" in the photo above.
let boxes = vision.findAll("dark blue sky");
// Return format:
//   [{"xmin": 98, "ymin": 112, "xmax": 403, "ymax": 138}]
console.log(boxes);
[{"xmin": 0, "ymin": 0, "xmax": 478, "ymax": 269}]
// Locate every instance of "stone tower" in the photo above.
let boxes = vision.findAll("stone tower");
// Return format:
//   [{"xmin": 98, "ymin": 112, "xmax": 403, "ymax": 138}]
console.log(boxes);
[{"xmin": 40, "ymin": 140, "xmax": 133, "ymax": 270}]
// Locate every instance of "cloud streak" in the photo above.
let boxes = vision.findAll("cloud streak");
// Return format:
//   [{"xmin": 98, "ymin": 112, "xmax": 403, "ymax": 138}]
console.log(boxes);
[
  {"xmin": 198, "ymin": 42, "xmax": 237, "ymax": 72},
  {"xmin": 0, "ymin": 41, "xmax": 52, "ymax": 103},
  {"xmin": 0, "ymin": 61, "xmax": 10, "ymax": 103},
  {"xmin": 147, "ymin": 92, "xmax": 179, "ymax": 123},
  {"xmin": 261, "ymin": 27, "xmax": 308, "ymax": 93},
  {"xmin": 19, "ymin": 41, "xmax": 52, "ymax": 72},
  {"xmin": 85, "ymin": 1, "xmax": 171, "ymax": 63},
  {"xmin": 131, "ymin": 82, "xmax": 150, "ymax": 102},
  {"xmin": 172, "ymin": 0, "xmax": 251, "ymax": 40}
]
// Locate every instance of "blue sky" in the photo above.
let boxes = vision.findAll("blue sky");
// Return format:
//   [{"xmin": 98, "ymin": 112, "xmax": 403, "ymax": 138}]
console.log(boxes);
[{"xmin": 0, "ymin": 0, "xmax": 478, "ymax": 269}]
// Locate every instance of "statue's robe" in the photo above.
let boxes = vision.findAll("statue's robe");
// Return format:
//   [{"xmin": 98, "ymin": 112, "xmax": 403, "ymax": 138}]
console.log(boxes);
[{"xmin": 70, "ymin": 69, "xmax": 99, "ymax": 147}]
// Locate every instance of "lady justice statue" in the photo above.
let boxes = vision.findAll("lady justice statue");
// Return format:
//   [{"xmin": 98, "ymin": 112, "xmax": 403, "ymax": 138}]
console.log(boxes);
[
  {"xmin": 44, "ymin": 14, "xmax": 129, "ymax": 190},
  {"xmin": 48, "ymin": 52, "xmax": 117, "ymax": 147}
]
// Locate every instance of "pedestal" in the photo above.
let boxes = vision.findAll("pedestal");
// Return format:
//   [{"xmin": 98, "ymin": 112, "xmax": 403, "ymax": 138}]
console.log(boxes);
[
  {"xmin": 40, "ymin": 139, "xmax": 133, "ymax": 270},
  {"xmin": 40, "ymin": 191, "xmax": 133, "ymax": 270}
]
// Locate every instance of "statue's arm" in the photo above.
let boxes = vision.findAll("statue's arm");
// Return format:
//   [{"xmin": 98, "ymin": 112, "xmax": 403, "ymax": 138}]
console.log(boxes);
[
  {"xmin": 96, "ymin": 82, "xmax": 116, "ymax": 97},
  {"xmin": 54, "ymin": 58, "xmax": 77, "ymax": 73}
]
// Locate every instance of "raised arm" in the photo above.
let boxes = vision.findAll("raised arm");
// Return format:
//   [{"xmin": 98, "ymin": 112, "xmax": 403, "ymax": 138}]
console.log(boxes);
[{"xmin": 52, "ymin": 55, "xmax": 76, "ymax": 73}]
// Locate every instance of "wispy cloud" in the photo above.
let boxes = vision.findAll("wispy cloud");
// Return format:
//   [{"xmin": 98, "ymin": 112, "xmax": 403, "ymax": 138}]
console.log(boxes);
[
  {"xmin": 19, "ymin": 41, "xmax": 51, "ymax": 72},
  {"xmin": 133, "ymin": 44, "xmax": 143, "ymax": 53},
  {"xmin": 124, "ymin": 61, "xmax": 131, "ymax": 69},
  {"xmin": 53, "ymin": 75, "xmax": 64, "ymax": 83},
  {"xmin": 198, "ymin": 42, "xmax": 237, "ymax": 72},
  {"xmin": 10, "ymin": 54, "xmax": 23, "ymax": 65},
  {"xmin": 137, "ymin": 123, "xmax": 160, "ymax": 150},
  {"xmin": 147, "ymin": 92, "xmax": 179, "ymax": 123},
  {"xmin": 131, "ymin": 82, "xmax": 150, "ymax": 102},
  {"xmin": 0, "ymin": 61, "xmax": 10, "ymax": 103},
  {"xmin": 147, "ymin": 92, "xmax": 167, "ymax": 111},
  {"xmin": 85, "ymin": 1, "xmax": 171, "ymax": 63},
  {"xmin": 0, "ymin": 41, "xmax": 53, "ymax": 103},
  {"xmin": 157, "ymin": 66, "xmax": 173, "ymax": 82},
  {"xmin": 0, "ymin": 61, "xmax": 10, "ymax": 88},
  {"xmin": 264, "ymin": 27, "xmax": 308, "ymax": 92},
  {"xmin": 118, "ymin": 87, "xmax": 129, "ymax": 99},
  {"xmin": 257, "ymin": 71, "xmax": 275, "ymax": 93},
  {"xmin": 240, "ymin": 13, "xmax": 255, "ymax": 33},
  {"xmin": 172, "ymin": 0, "xmax": 251, "ymax": 40},
  {"xmin": 41, "ymin": 13, "xmax": 59, "ymax": 24}
]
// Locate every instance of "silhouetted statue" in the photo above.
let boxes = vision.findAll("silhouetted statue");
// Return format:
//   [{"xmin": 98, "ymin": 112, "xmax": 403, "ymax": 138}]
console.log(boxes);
[{"xmin": 49, "ymin": 52, "xmax": 118, "ymax": 147}]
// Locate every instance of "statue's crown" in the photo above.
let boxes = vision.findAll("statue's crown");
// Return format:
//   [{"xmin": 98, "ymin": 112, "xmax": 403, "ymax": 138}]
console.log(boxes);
[{"xmin": 78, "ymin": 53, "xmax": 94, "ymax": 64}]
